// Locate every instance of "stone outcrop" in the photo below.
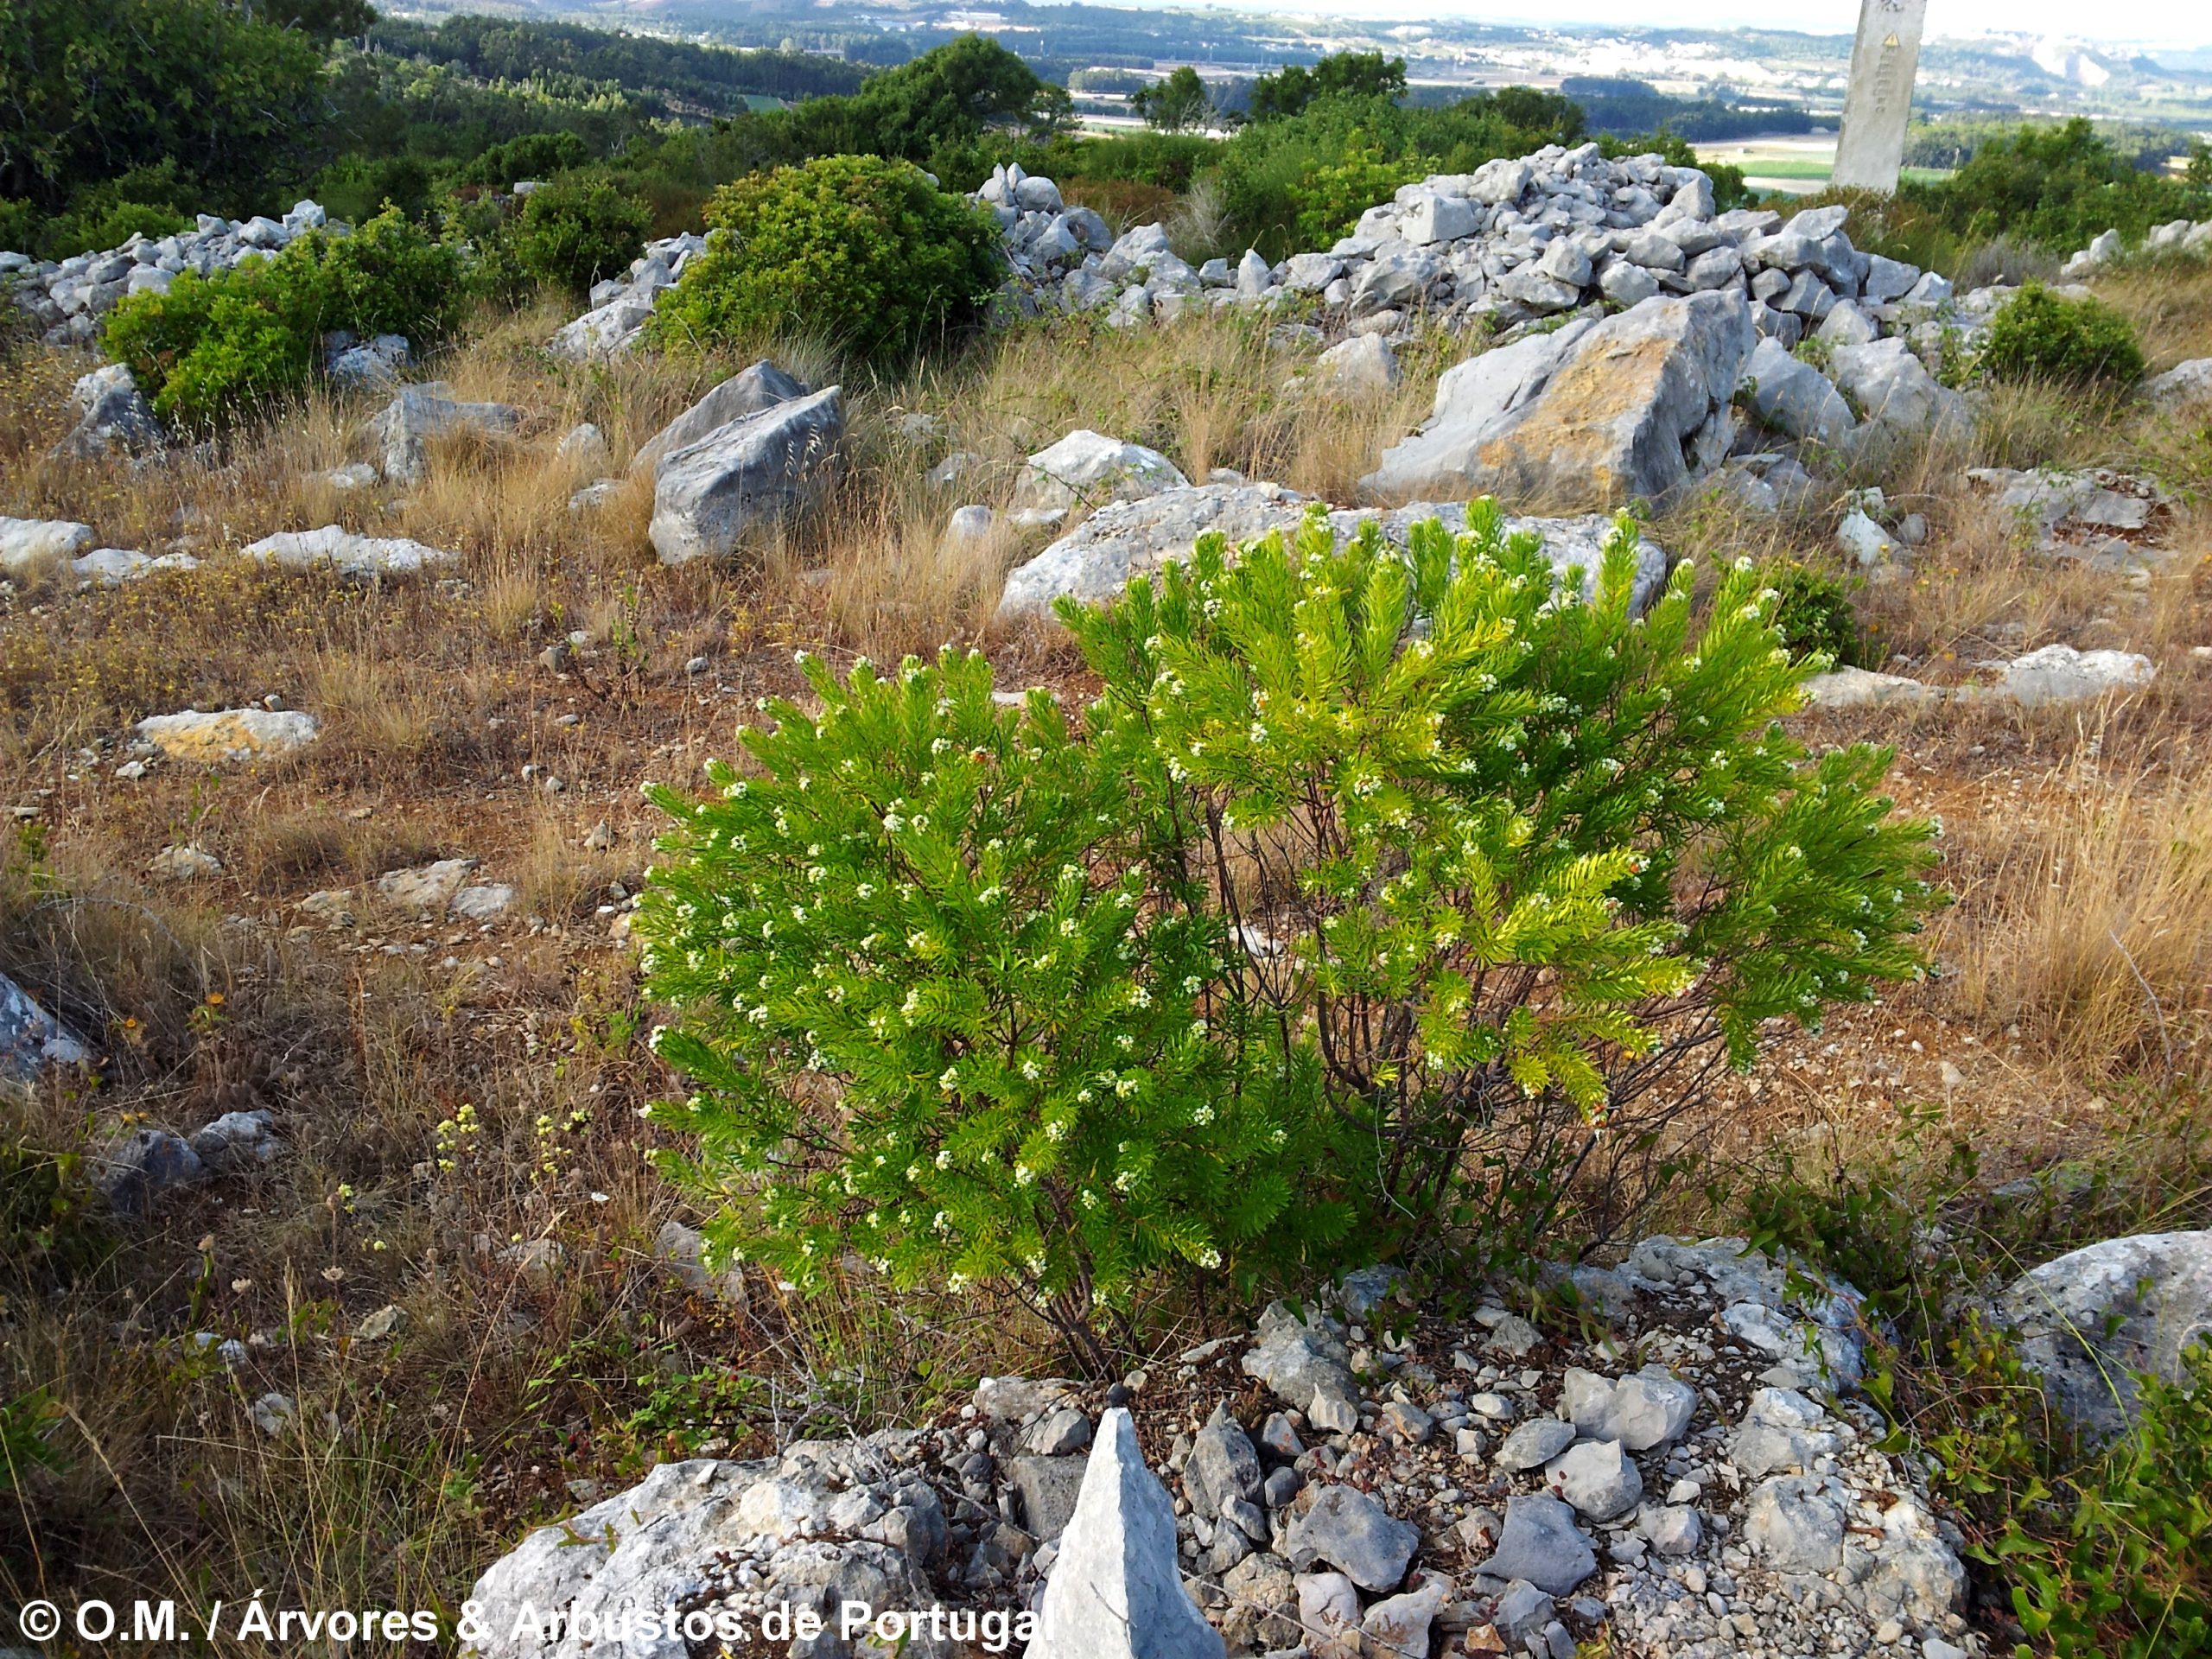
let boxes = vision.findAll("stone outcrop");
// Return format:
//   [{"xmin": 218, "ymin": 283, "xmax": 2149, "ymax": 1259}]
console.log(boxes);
[
  {"xmin": 994, "ymin": 484, "xmax": 1669, "ymax": 626},
  {"xmin": 1011, "ymin": 429, "xmax": 1191, "ymax": 526},
  {"xmin": 1966, "ymin": 466, "xmax": 2168, "ymax": 563},
  {"xmin": 0, "ymin": 970, "xmax": 89, "ymax": 1088},
  {"xmin": 0, "ymin": 516, "xmax": 96, "ymax": 575},
  {"xmin": 243, "ymin": 526, "xmax": 457, "ymax": 579},
  {"xmin": 368, "ymin": 383, "xmax": 523, "ymax": 484},
  {"xmin": 1362, "ymin": 291, "xmax": 1753, "ymax": 509},
  {"xmin": 136, "ymin": 708, "xmax": 320, "ymax": 764},
  {"xmin": 2144, "ymin": 358, "xmax": 2212, "ymax": 413},
  {"xmin": 647, "ymin": 385, "xmax": 846, "ymax": 565},
  {"xmin": 54, "ymin": 364, "xmax": 163, "ymax": 459},
  {"xmin": 631, "ymin": 360, "xmax": 807, "ymax": 476},
  {"xmin": 1997, "ymin": 1231, "xmax": 2212, "ymax": 1437},
  {"xmin": 456, "ymin": 1234, "xmax": 1977, "ymax": 1659},
  {"xmin": 2061, "ymin": 217, "xmax": 2212, "ymax": 278}
]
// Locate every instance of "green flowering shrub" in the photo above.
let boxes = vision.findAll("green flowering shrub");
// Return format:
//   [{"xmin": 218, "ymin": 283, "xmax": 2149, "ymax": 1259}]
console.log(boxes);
[
  {"xmin": 639, "ymin": 650, "xmax": 1344, "ymax": 1363},
  {"xmin": 1761, "ymin": 560, "xmax": 1865, "ymax": 668},
  {"xmin": 646, "ymin": 154, "xmax": 1003, "ymax": 363},
  {"xmin": 105, "ymin": 207, "xmax": 462, "ymax": 429},
  {"xmin": 641, "ymin": 503, "xmax": 1943, "ymax": 1351},
  {"xmin": 1068, "ymin": 505, "xmax": 1942, "ymax": 1251},
  {"xmin": 1981, "ymin": 283, "xmax": 2145, "ymax": 388}
]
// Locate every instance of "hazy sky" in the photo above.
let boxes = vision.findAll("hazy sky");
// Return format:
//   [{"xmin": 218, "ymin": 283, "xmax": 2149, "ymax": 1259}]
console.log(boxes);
[{"xmin": 1218, "ymin": 0, "xmax": 2212, "ymax": 48}]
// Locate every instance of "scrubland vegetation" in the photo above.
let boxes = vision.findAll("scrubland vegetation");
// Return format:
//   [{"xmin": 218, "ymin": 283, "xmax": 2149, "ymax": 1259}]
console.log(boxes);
[{"xmin": 3, "ymin": 10, "xmax": 2211, "ymax": 1655}]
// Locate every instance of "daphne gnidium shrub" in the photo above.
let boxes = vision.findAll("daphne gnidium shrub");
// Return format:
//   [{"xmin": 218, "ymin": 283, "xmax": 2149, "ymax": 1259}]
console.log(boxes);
[{"xmin": 639, "ymin": 502, "xmax": 1944, "ymax": 1350}]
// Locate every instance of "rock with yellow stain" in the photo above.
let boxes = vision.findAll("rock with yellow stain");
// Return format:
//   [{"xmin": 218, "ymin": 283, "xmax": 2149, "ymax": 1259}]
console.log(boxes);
[
  {"xmin": 136, "ymin": 708, "xmax": 320, "ymax": 764},
  {"xmin": 1363, "ymin": 291, "xmax": 1755, "ymax": 512}
]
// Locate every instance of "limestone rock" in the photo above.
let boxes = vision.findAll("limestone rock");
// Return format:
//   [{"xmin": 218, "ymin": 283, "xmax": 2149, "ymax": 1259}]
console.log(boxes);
[
  {"xmin": 99, "ymin": 1128, "xmax": 205, "ymax": 1214},
  {"xmin": 1999, "ymin": 645, "xmax": 2153, "ymax": 708},
  {"xmin": 1242, "ymin": 1300, "xmax": 1362, "ymax": 1431},
  {"xmin": 1543, "ymin": 1438, "xmax": 1642, "ymax": 1522},
  {"xmin": 1013, "ymin": 1453, "xmax": 1088, "ymax": 1543},
  {"xmin": 0, "ymin": 516, "xmax": 96, "ymax": 575},
  {"xmin": 1314, "ymin": 333, "xmax": 1400, "ymax": 396},
  {"xmin": 0, "ymin": 970, "xmax": 90, "ymax": 1088},
  {"xmin": 1559, "ymin": 1365, "xmax": 1698, "ymax": 1452},
  {"xmin": 1478, "ymin": 1493, "xmax": 1596, "ymax": 1595},
  {"xmin": 55, "ymin": 363, "xmax": 163, "ymax": 459},
  {"xmin": 2144, "ymin": 358, "xmax": 2212, "ymax": 414},
  {"xmin": 1495, "ymin": 1418, "xmax": 1577, "ymax": 1472},
  {"xmin": 556, "ymin": 422, "xmax": 612, "ymax": 473},
  {"xmin": 1283, "ymin": 1484, "xmax": 1420, "ymax": 1592},
  {"xmin": 244, "ymin": 525, "xmax": 456, "ymax": 579},
  {"xmin": 1826, "ymin": 339, "xmax": 1968, "ymax": 441},
  {"xmin": 647, "ymin": 386, "xmax": 845, "ymax": 566},
  {"xmin": 653, "ymin": 1217, "xmax": 748, "ymax": 1309},
  {"xmin": 1363, "ymin": 292, "xmax": 1753, "ymax": 511},
  {"xmin": 149, "ymin": 844, "xmax": 221, "ymax": 880},
  {"xmin": 1744, "ymin": 1475, "xmax": 1845, "ymax": 1573},
  {"xmin": 1183, "ymin": 1403, "xmax": 1262, "ymax": 1520},
  {"xmin": 1804, "ymin": 667, "xmax": 1941, "ymax": 709},
  {"xmin": 995, "ymin": 484, "xmax": 1669, "ymax": 626},
  {"xmin": 1013, "ymin": 429, "xmax": 1190, "ymax": 524},
  {"xmin": 1744, "ymin": 336, "xmax": 1856, "ymax": 446},
  {"xmin": 1032, "ymin": 1406, "xmax": 1224, "ymax": 1659},
  {"xmin": 376, "ymin": 858, "xmax": 479, "ymax": 912},
  {"xmin": 1997, "ymin": 1231, "xmax": 2212, "ymax": 1437},
  {"xmin": 70, "ymin": 549, "xmax": 198, "ymax": 585},
  {"xmin": 188, "ymin": 1109, "xmax": 281, "ymax": 1173},
  {"xmin": 136, "ymin": 709, "xmax": 319, "ymax": 764},
  {"xmin": 369, "ymin": 383, "xmax": 522, "ymax": 484},
  {"xmin": 631, "ymin": 361, "xmax": 806, "ymax": 477}
]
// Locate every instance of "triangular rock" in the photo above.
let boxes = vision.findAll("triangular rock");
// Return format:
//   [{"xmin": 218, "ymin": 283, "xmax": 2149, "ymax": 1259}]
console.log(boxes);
[{"xmin": 1030, "ymin": 1406, "xmax": 1223, "ymax": 1659}]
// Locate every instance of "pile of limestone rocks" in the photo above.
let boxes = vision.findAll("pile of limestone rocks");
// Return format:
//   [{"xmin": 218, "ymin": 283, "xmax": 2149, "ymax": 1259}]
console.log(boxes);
[
  {"xmin": 461, "ymin": 1234, "xmax": 2000, "ymax": 1659},
  {"xmin": 3, "ymin": 200, "xmax": 336, "ymax": 347},
  {"xmin": 2061, "ymin": 219, "xmax": 2212, "ymax": 278},
  {"xmin": 549, "ymin": 232, "xmax": 710, "ymax": 359},
  {"xmin": 983, "ymin": 148, "xmax": 1951, "ymax": 353}
]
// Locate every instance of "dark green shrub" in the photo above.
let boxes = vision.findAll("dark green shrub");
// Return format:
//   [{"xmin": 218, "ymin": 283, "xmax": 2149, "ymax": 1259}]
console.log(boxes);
[
  {"xmin": 104, "ymin": 207, "xmax": 462, "ymax": 429},
  {"xmin": 283, "ymin": 207, "xmax": 467, "ymax": 341},
  {"xmin": 449, "ymin": 130, "xmax": 593, "ymax": 191},
  {"xmin": 639, "ymin": 505, "xmax": 1944, "ymax": 1353},
  {"xmin": 1982, "ymin": 283, "xmax": 2145, "ymax": 388},
  {"xmin": 1761, "ymin": 560, "xmax": 1864, "ymax": 668},
  {"xmin": 512, "ymin": 176, "xmax": 652, "ymax": 299},
  {"xmin": 648, "ymin": 155, "xmax": 1003, "ymax": 363}
]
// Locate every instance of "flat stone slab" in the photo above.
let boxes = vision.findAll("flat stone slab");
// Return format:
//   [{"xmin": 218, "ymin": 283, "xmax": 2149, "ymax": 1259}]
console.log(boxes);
[{"xmin": 995, "ymin": 484, "xmax": 1667, "ymax": 625}]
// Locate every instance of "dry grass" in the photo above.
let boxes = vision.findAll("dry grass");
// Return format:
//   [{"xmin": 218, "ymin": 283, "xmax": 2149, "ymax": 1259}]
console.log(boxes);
[{"xmin": 1944, "ymin": 750, "xmax": 2212, "ymax": 1077}]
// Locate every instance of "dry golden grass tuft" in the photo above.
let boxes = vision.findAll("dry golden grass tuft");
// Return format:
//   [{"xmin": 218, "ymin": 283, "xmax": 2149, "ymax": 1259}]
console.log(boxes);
[{"xmin": 1944, "ymin": 752, "xmax": 2212, "ymax": 1077}]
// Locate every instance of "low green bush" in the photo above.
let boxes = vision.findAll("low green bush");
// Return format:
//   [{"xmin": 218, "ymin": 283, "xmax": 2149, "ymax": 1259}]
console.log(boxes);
[
  {"xmin": 512, "ymin": 175, "xmax": 651, "ymax": 300},
  {"xmin": 639, "ymin": 650, "xmax": 1344, "ymax": 1363},
  {"xmin": 104, "ymin": 207, "xmax": 462, "ymax": 429},
  {"xmin": 647, "ymin": 154, "xmax": 1003, "ymax": 363},
  {"xmin": 640, "ymin": 505, "xmax": 1942, "ymax": 1356},
  {"xmin": 1761, "ymin": 560, "xmax": 1865, "ymax": 668},
  {"xmin": 1981, "ymin": 283, "xmax": 2145, "ymax": 388}
]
